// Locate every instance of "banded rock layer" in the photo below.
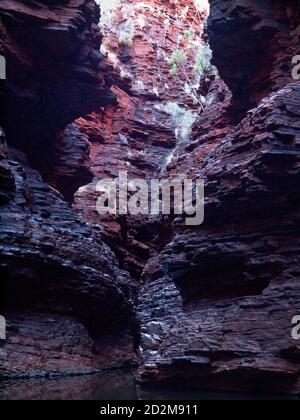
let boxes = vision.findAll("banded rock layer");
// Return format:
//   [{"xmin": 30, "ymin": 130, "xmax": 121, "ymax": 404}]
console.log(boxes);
[
  {"xmin": 0, "ymin": 0, "xmax": 137, "ymax": 378},
  {"xmin": 1, "ymin": 0, "xmax": 300, "ymax": 396},
  {"xmin": 138, "ymin": 0, "xmax": 300, "ymax": 394}
]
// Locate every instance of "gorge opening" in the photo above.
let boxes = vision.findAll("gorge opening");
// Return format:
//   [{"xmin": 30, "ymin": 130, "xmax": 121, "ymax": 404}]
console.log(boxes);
[{"xmin": 0, "ymin": 0, "xmax": 300, "ymax": 400}]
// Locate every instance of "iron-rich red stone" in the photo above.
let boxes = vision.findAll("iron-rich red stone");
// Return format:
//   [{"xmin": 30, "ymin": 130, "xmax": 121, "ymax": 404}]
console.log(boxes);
[
  {"xmin": 138, "ymin": 0, "xmax": 300, "ymax": 394},
  {"xmin": 0, "ymin": 0, "xmax": 137, "ymax": 378},
  {"xmin": 1, "ymin": 0, "xmax": 300, "ymax": 395}
]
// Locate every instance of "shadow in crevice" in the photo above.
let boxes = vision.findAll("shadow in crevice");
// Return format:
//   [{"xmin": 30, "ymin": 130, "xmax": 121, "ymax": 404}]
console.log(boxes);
[{"xmin": 174, "ymin": 268, "xmax": 271, "ymax": 307}]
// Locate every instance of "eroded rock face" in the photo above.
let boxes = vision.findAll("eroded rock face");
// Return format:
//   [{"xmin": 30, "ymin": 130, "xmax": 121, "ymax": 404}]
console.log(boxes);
[
  {"xmin": 1, "ymin": 0, "xmax": 300, "ymax": 394},
  {"xmin": 54, "ymin": 0, "xmax": 210, "ymax": 278},
  {"xmin": 138, "ymin": 2, "xmax": 300, "ymax": 393},
  {"xmin": 1, "ymin": 314, "xmax": 136, "ymax": 378},
  {"xmin": 46, "ymin": 123, "xmax": 93, "ymax": 203},
  {"xmin": 208, "ymin": 0, "xmax": 300, "ymax": 119},
  {"xmin": 0, "ymin": 1, "xmax": 138, "ymax": 378},
  {"xmin": 0, "ymin": 146, "xmax": 137, "ymax": 377},
  {"xmin": 0, "ymin": 0, "xmax": 116, "ymax": 168},
  {"xmin": 138, "ymin": 83, "xmax": 300, "ymax": 392}
]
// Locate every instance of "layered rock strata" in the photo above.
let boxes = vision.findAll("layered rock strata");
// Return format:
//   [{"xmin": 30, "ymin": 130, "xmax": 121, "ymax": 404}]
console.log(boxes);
[
  {"xmin": 0, "ymin": 0, "xmax": 137, "ymax": 378},
  {"xmin": 1, "ymin": 0, "xmax": 300, "ymax": 394},
  {"xmin": 53, "ymin": 0, "xmax": 210, "ymax": 278},
  {"xmin": 209, "ymin": 0, "xmax": 300, "ymax": 119},
  {"xmin": 0, "ymin": 0, "xmax": 115, "ymax": 169},
  {"xmin": 138, "ymin": 0, "xmax": 300, "ymax": 394}
]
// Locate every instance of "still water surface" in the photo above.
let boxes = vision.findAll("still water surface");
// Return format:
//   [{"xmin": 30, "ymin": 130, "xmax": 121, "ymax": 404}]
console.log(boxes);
[{"xmin": 0, "ymin": 369, "xmax": 297, "ymax": 400}]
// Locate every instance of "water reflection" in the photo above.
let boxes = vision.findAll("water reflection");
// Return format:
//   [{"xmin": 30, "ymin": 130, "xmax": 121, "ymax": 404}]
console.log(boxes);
[
  {"xmin": 0, "ymin": 370, "xmax": 137, "ymax": 401},
  {"xmin": 0, "ymin": 370, "xmax": 297, "ymax": 400}
]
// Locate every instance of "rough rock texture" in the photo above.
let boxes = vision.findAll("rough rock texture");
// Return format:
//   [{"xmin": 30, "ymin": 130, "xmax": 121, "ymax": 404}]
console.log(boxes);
[
  {"xmin": 209, "ymin": 0, "xmax": 300, "ymax": 119},
  {"xmin": 139, "ymin": 84, "xmax": 300, "ymax": 392},
  {"xmin": 1, "ymin": 0, "xmax": 300, "ymax": 395},
  {"xmin": 0, "ymin": 146, "xmax": 137, "ymax": 377},
  {"xmin": 138, "ymin": 1, "xmax": 300, "ymax": 394},
  {"xmin": 72, "ymin": 90, "xmax": 175, "ymax": 278},
  {"xmin": 1, "ymin": 314, "xmax": 136, "ymax": 378},
  {"xmin": 51, "ymin": 0, "xmax": 209, "ymax": 278},
  {"xmin": 0, "ymin": 1, "xmax": 138, "ymax": 378},
  {"xmin": 46, "ymin": 123, "xmax": 93, "ymax": 203},
  {"xmin": 0, "ymin": 0, "xmax": 116, "ymax": 169}
]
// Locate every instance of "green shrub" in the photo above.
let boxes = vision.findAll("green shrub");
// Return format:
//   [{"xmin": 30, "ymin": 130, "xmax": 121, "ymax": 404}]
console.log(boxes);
[
  {"xmin": 185, "ymin": 28, "xmax": 195, "ymax": 40},
  {"xmin": 194, "ymin": 45, "xmax": 215, "ymax": 75},
  {"xmin": 168, "ymin": 49, "xmax": 187, "ymax": 66}
]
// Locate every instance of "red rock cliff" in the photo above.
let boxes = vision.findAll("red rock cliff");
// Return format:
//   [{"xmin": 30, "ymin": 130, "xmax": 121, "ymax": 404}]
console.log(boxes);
[
  {"xmin": 1, "ymin": 0, "xmax": 300, "ymax": 396},
  {"xmin": 0, "ymin": 0, "xmax": 137, "ymax": 378},
  {"xmin": 48, "ymin": 0, "xmax": 210, "ymax": 278},
  {"xmin": 138, "ymin": 0, "xmax": 300, "ymax": 394}
]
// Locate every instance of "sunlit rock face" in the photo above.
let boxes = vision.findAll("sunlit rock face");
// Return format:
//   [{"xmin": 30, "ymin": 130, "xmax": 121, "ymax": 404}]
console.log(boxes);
[
  {"xmin": 49, "ymin": 0, "xmax": 211, "ymax": 278},
  {"xmin": 1, "ymin": 0, "xmax": 300, "ymax": 393},
  {"xmin": 137, "ymin": 2, "xmax": 300, "ymax": 393}
]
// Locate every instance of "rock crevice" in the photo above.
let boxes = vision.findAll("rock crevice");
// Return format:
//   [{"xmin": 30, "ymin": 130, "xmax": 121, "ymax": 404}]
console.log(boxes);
[
  {"xmin": 0, "ymin": 0, "xmax": 137, "ymax": 378},
  {"xmin": 1, "ymin": 0, "xmax": 300, "ymax": 395}
]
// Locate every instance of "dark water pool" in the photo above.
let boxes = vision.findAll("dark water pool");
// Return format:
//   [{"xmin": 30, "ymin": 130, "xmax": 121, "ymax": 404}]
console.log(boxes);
[{"xmin": 0, "ymin": 370, "xmax": 297, "ymax": 400}]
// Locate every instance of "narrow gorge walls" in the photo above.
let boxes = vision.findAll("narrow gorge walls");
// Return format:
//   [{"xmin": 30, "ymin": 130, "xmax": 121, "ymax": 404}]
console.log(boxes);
[
  {"xmin": 138, "ymin": 0, "xmax": 300, "ymax": 393},
  {"xmin": 0, "ymin": 0, "xmax": 300, "ymax": 397},
  {"xmin": 0, "ymin": 0, "xmax": 138, "ymax": 378},
  {"xmin": 48, "ymin": 0, "xmax": 211, "ymax": 278}
]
